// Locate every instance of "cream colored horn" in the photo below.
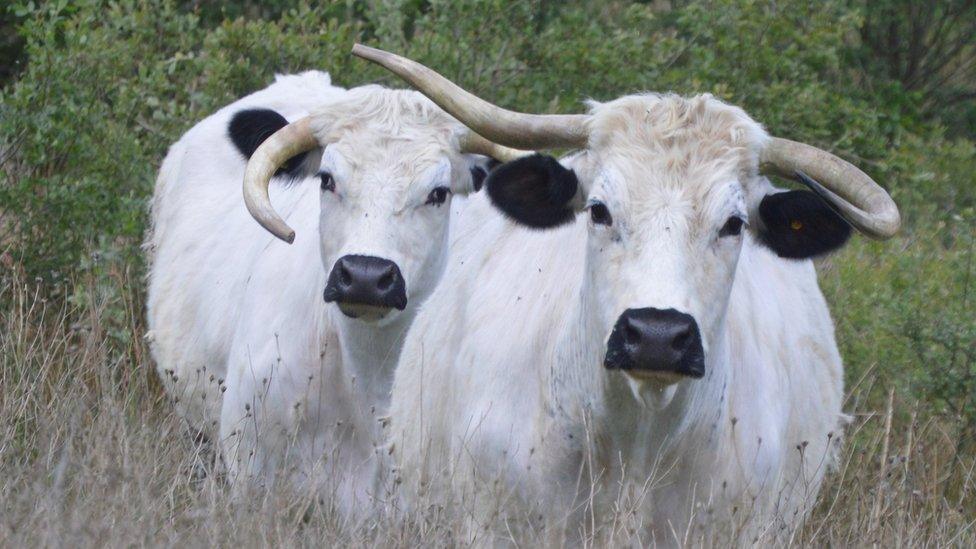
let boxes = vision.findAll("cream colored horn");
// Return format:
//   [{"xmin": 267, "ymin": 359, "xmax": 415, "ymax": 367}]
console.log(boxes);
[
  {"xmin": 352, "ymin": 44, "xmax": 589, "ymax": 150},
  {"xmin": 760, "ymin": 137, "xmax": 900, "ymax": 239},
  {"xmin": 242, "ymin": 117, "xmax": 318, "ymax": 243},
  {"xmin": 458, "ymin": 131, "xmax": 530, "ymax": 163}
]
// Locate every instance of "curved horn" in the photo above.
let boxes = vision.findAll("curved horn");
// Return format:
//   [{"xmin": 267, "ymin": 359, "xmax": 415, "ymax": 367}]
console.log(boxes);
[
  {"xmin": 242, "ymin": 117, "xmax": 318, "ymax": 243},
  {"xmin": 352, "ymin": 43, "xmax": 589, "ymax": 150},
  {"xmin": 760, "ymin": 137, "xmax": 900, "ymax": 239},
  {"xmin": 458, "ymin": 131, "xmax": 531, "ymax": 163}
]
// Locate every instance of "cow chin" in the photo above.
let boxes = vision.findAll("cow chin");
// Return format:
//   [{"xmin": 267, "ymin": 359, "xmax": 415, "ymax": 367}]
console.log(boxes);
[
  {"xmin": 621, "ymin": 369, "xmax": 689, "ymax": 386},
  {"xmin": 335, "ymin": 302, "xmax": 399, "ymax": 323},
  {"xmin": 622, "ymin": 374, "xmax": 681, "ymax": 409}
]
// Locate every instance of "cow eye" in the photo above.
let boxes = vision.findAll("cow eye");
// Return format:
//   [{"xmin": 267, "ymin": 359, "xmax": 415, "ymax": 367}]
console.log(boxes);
[
  {"xmin": 320, "ymin": 172, "xmax": 335, "ymax": 192},
  {"xmin": 589, "ymin": 202, "xmax": 613, "ymax": 226},
  {"xmin": 719, "ymin": 216, "xmax": 744, "ymax": 237},
  {"xmin": 425, "ymin": 186, "xmax": 450, "ymax": 206}
]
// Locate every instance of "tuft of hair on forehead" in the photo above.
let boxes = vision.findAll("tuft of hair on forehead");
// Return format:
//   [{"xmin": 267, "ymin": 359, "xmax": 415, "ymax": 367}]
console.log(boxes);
[
  {"xmin": 584, "ymin": 93, "xmax": 769, "ymax": 185},
  {"xmin": 308, "ymin": 85, "xmax": 461, "ymax": 143}
]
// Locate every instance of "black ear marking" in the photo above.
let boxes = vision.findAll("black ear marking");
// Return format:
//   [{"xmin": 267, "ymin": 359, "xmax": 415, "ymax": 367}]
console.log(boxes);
[
  {"xmin": 469, "ymin": 166, "xmax": 488, "ymax": 192},
  {"xmin": 469, "ymin": 158, "xmax": 501, "ymax": 192},
  {"xmin": 485, "ymin": 154, "xmax": 579, "ymax": 229},
  {"xmin": 757, "ymin": 190, "xmax": 852, "ymax": 259},
  {"xmin": 228, "ymin": 108, "xmax": 309, "ymax": 178}
]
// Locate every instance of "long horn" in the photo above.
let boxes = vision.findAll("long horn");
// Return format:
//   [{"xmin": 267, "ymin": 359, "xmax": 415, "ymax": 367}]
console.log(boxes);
[
  {"xmin": 352, "ymin": 44, "xmax": 589, "ymax": 150},
  {"xmin": 242, "ymin": 117, "xmax": 318, "ymax": 243},
  {"xmin": 760, "ymin": 137, "xmax": 900, "ymax": 239},
  {"xmin": 458, "ymin": 131, "xmax": 531, "ymax": 163}
]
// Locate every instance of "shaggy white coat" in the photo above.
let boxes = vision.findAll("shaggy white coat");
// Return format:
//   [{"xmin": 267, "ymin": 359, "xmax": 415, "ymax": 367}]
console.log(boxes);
[
  {"xmin": 388, "ymin": 94, "xmax": 847, "ymax": 542},
  {"xmin": 146, "ymin": 71, "xmax": 480, "ymax": 513}
]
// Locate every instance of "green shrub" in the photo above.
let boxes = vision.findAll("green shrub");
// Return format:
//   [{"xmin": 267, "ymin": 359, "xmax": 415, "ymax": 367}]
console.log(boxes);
[
  {"xmin": 0, "ymin": 0, "xmax": 972, "ymax": 431},
  {"xmin": 0, "ymin": 0, "xmax": 923, "ymax": 280}
]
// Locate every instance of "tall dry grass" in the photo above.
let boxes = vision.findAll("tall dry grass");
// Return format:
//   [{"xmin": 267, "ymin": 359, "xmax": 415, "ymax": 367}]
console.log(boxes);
[{"xmin": 1, "ymin": 272, "xmax": 974, "ymax": 547}]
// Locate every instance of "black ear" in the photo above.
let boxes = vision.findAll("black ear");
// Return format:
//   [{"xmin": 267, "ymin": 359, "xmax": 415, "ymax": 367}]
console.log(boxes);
[
  {"xmin": 469, "ymin": 158, "xmax": 500, "ymax": 192},
  {"xmin": 756, "ymin": 190, "xmax": 852, "ymax": 259},
  {"xmin": 228, "ymin": 108, "xmax": 309, "ymax": 177},
  {"xmin": 469, "ymin": 166, "xmax": 488, "ymax": 192},
  {"xmin": 485, "ymin": 154, "xmax": 579, "ymax": 229}
]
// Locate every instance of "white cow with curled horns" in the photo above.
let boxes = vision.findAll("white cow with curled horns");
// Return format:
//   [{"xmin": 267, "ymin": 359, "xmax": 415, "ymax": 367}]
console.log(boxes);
[
  {"xmin": 146, "ymin": 70, "xmax": 521, "ymax": 513},
  {"xmin": 354, "ymin": 46, "xmax": 899, "ymax": 543}
]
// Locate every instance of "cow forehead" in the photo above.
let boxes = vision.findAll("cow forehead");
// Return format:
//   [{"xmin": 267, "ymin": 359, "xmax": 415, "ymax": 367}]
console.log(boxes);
[
  {"xmin": 304, "ymin": 87, "xmax": 465, "ymax": 194},
  {"xmin": 309, "ymin": 86, "xmax": 462, "ymax": 168},
  {"xmin": 322, "ymin": 150, "xmax": 454, "ymax": 211},
  {"xmin": 328, "ymin": 135, "xmax": 454, "ymax": 179},
  {"xmin": 326, "ymin": 119, "xmax": 457, "ymax": 158},
  {"xmin": 585, "ymin": 93, "xmax": 768, "ymax": 205},
  {"xmin": 310, "ymin": 86, "xmax": 460, "ymax": 143}
]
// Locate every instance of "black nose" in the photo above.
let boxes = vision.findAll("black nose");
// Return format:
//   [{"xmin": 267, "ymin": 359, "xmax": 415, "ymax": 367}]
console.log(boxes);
[
  {"xmin": 604, "ymin": 308, "xmax": 704, "ymax": 378},
  {"xmin": 323, "ymin": 255, "xmax": 407, "ymax": 311}
]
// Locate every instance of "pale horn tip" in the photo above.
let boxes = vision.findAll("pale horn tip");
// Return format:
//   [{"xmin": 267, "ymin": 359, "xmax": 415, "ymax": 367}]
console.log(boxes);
[
  {"xmin": 242, "ymin": 192, "xmax": 297, "ymax": 244},
  {"xmin": 351, "ymin": 43, "xmax": 381, "ymax": 61},
  {"xmin": 263, "ymin": 222, "xmax": 295, "ymax": 244}
]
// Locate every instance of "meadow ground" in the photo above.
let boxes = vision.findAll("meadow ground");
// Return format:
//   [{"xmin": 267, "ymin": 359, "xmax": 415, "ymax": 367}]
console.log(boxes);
[{"xmin": 2, "ymin": 266, "xmax": 973, "ymax": 547}]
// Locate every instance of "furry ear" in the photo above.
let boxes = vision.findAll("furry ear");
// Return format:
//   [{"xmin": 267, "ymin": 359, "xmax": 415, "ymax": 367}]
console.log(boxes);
[
  {"xmin": 228, "ymin": 108, "xmax": 310, "ymax": 177},
  {"xmin": 469, "ymin": 158, "xmax": 500, "ymax": 192},
  {"xmin": 470, "ymin": 165, "xmax": 488, "ymax": 192},
  {"xmin": 485, "ymin": 154, "xmax": 580, "ymax": 229},
  {"xmin": 756, "ymin": 190, "xmax": 852, "ymax": 259}
]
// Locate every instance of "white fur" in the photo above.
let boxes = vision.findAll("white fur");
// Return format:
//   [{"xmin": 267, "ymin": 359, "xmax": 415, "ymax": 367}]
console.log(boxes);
[
  {"xmin": 388, "ymin": 94, "xmax": 847, "ymax": 542},
  {"xmin": 146, "ymin": 71, "xmax": 482, "ymax": 514}
]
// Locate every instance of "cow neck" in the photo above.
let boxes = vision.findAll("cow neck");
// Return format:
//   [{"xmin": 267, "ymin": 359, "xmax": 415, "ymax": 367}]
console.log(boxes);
[{"xmin": 334, "ymin": 311, "xmax": 412, "ymax": 408}]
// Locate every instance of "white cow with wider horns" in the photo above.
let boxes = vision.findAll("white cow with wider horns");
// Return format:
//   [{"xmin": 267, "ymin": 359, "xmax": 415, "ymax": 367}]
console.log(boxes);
[
  {"xmin": 146, "ymin": 70, "xmax": 519, "ymax": 513},
  {"xmin": 354, "ymin": 46, "xmax": 900, "ymax": 543}
]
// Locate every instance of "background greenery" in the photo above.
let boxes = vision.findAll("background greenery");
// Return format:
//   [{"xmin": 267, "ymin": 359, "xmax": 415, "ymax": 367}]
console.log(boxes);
[{"xmin": 0, "ymin": 1, "xmax": 974, "ymax": 539}]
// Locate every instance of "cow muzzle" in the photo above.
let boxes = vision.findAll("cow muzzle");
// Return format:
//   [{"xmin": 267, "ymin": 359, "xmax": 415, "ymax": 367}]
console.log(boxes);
[
  {"xmin": 323, "ymin": 255, "xmax": 407, "ymax": 320},
  {"xmin": 604, "ymin": 307, "xmax": 705, "ymax": 382}
]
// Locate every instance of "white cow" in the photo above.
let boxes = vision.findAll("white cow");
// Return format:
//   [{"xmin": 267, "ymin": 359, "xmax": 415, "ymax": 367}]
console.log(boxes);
[
  {"xmin": 354, "ymin": 47, "xmax": 900, "ymax": 542},
  {"xmin": 146, "ymin": 70, "xmax": 518, "ymax": 512}
]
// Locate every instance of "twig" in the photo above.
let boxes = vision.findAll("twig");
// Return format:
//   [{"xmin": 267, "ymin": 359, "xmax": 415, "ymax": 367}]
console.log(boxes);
[{"xmin": 871, "ymin": 387, "xmax": 895, "ymax": 535}]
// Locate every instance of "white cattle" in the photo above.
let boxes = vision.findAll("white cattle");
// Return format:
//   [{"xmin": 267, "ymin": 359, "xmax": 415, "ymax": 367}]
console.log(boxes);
[
  {"xmin": 354, "ymin": 47, "xmax": 900, "ymax": 542},
  {"xmin": 146, "ymin": 70, "xmax": 519, "ymax": 512}
]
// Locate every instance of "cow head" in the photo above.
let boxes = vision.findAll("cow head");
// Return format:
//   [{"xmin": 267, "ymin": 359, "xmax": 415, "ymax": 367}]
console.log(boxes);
[
  {"xmin": 484, "ymin": 96, "xmax": 856, "ymax": 383},
  {"xmin": 234, "ymin": 86, "xmax": 520, "ymax": 323},
  {"xmin": 353, "ymin": 45, "xmax": 900, "ymax": 380}
]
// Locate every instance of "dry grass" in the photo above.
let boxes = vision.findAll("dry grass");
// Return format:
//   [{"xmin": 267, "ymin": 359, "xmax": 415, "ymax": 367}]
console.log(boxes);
[{"xmin": 1, "ymin": 273, "xmax": 974, "ymax": 547}]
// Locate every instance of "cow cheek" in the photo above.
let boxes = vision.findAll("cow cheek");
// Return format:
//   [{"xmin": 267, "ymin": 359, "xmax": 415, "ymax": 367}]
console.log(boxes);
[
  {"xmin": 586, "ymin": 246, "xmax": 630, "ymax": 334},
  {"xmin": 399, "ymin": 210, "xmax": 450, "ymax": 302},
  {"xmin": 692, "ymin": 248, "xmax": 739, "ymax": 348}
]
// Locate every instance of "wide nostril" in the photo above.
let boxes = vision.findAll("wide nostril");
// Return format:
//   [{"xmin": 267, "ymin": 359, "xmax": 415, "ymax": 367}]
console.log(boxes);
[
  {"xmin": 625, "ymin": 321, "xmax": 642, "ymax": 346},
  {"xmin": 338, "ymin": 262, "xmax": 352, "ymax": 287},
  {"xmin": 377, "ymin": 267, "xmax": 396, "ymax": 292},
  {"xmin": 605, "ymin": 308, "xmax": 704, "ymax": 377},
  {"xmin": 671, "ymin": 328, "xmax": 691, "ymax": 352}
]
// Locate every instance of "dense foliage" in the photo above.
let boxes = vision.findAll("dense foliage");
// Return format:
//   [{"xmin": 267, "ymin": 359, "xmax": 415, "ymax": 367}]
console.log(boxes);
[{"xmin": 0, "ymin": 0, "xmax": 973, "ymax": 446}]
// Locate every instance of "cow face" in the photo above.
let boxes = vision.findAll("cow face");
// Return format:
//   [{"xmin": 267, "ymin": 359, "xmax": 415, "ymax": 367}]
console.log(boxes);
[
  {"xmin": 485, "ymin": 95, "xmax": 850, "ymax": 383},
  {"xmin": 314, "ymin": 137, "xmax": 475, "ymax": 322},
  {"xmin": 230, "ymin": 88, "xmax": 484, "ymax": 323}
]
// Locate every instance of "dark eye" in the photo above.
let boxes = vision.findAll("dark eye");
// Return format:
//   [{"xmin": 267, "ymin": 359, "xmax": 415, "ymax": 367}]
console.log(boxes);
[
  {"xmin": 425, "ymin": 186, "xmax": 450, "ymax": 206},
  {"xmin": 589, "ymin": 202, "xmax": 613, "ymax": 226},
  {"xmin": 719, "ymin": 216, "xmax": 744, "ymax": 237},
  {"xmin": 320, "ymin": 172, "xmax": 335, "ymax": 192}
]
